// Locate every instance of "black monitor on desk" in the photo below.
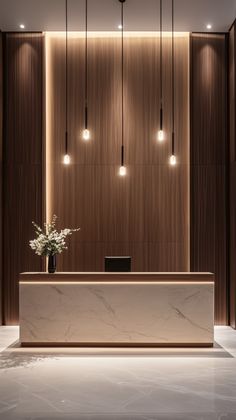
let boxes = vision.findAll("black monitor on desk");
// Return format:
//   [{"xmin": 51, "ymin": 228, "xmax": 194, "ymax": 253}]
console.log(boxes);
[{"xmin": 105, "ymin": 256, "xmax": 131, "ymax": 272}]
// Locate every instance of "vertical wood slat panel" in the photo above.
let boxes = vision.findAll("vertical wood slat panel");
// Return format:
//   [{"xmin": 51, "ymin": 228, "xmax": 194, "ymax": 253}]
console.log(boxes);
[
  {"xmin": 1, "ymin": 31, "xmax": 229, "ymax": 325},
  {"xmin": 0, "ymin": 32, "xmax": 3, "ymax": 325},
  {"xmin": 190, "ymin": 33, "xmax": 228, "ymax": 325},
  {"xmin": 3, "ymin": 33, "xmax": 43, "ymax": 325},
  {"xmin": 46, "ymin": 34, "xmax": 190, "ymax": 274},
  {"xmin": 229, "ymin": 23, "xmax": 236, "ymax": 329}
]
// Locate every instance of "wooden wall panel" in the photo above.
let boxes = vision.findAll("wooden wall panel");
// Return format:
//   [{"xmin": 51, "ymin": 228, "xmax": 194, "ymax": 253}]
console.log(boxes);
[
  {"xmin": 190, "ymin": 34, "xmax": 228, "ymax": 325},
  {"xmin": 229, "ymin": 23, "xmax": 236, "ymax": 329},
  {"xmin": 3, "ymin": 33, "xmax": 43, "ymax": 324},
  {"xmin": 0, "ymin": 32, "xmax": 3, "ymax": 325},
  {"xmin": 1, "ymin": 31, "xmax": 229, "ymax": 325},
  {"xmin": 46, "ymin": 34, "xmax": 189, "ymax": 273}
]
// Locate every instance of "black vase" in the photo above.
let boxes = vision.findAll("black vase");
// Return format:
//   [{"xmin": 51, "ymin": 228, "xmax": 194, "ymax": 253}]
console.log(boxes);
[{"xmin": 48, "ymin": 254, "xmax": 56, "ymax": 273}]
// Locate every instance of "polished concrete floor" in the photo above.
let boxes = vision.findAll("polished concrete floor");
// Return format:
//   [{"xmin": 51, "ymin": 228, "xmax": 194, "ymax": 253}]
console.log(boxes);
[{"xmin": 0, "ymin": 327, "xmax": 236, "ymax": 419}]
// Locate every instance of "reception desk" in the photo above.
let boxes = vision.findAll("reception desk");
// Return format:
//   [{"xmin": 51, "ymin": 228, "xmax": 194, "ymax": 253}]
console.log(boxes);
[{"xmin": 19, "ymin": 272, "xmax": 214, "ymax": 347}]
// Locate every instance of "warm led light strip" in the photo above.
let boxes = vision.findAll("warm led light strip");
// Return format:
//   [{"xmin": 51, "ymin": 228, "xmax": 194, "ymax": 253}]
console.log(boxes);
[
  {"xmin": 45, "ymin": 31, "xmax": 189, "ymax": 39},
  {"xmin": 45, "ymin": 32, "xmax": 52, "ymax": 225},
  {"xmin": 20, "ymin": 281, "xmax": 213, "ymax": 285}
]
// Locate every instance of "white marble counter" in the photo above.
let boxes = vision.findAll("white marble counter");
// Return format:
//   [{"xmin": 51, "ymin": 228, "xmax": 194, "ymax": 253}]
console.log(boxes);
[{"xmin": 19, "ymin": 272, "xmax": 214, "ymax": 347}]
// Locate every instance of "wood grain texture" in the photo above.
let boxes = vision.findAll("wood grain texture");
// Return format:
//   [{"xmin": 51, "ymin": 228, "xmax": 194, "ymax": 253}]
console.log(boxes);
[
  {"xmin": 190, "ymin": 34, "xmax": 228, "ymax": 325},
  {"xmin": 0, "ymin": 32, "xmax": 3, "ymax": 325},
  {"xmin": 3, "ymin": 33, "xmax": 43, "ymax": 325},
  {"xmin": 229, "ymin": 23, "xmax": 236, "ymax": 329},
  {"xmin": 46, "ymin": 33, "xmax": 190, "ymax": 274}
]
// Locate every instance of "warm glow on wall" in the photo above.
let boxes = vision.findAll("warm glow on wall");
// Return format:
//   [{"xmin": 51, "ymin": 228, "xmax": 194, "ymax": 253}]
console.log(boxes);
[
  {"xmin": 45, "ymin": 34, "xmax": 52, "ymax": 225},
  {"xmin": 45, "ymin": 31, "xmax": 190, "ymax": 272},
  {"xmin": 45, "ymin": 31, "xmax": 189, "ymax": 39}
]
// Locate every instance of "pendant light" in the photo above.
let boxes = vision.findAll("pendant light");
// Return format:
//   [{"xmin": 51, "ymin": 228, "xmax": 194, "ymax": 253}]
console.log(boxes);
[
  {"xmin": 169, "ymin": 0, "xmax": 176, "ymax": 166},
  {"xmin": 82, "ymin": 0, "xmax": 90, "ymax": 141},
  {"xmin": 118, "ymin": 0, "xmax": 126, "ymax": 176},
  {"xmin": 63, "ymin": 0, "xmax": 70, "ymax": 164},
  {"xmin": 157, "ymin": 0, "xmax": 164, "ymax": 142}
]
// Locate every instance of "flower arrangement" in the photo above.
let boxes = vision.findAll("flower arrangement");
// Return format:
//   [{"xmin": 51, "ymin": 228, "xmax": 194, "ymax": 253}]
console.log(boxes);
[{"xmin": 29, "ymin": 215, "xmax": 80, "ymax": 257}]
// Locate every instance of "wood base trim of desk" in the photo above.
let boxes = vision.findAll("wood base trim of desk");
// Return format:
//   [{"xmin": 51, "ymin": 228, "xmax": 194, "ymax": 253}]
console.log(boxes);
[{"xmin": 20, "ymin": 342, "xmax": 214, "ymax": 348}]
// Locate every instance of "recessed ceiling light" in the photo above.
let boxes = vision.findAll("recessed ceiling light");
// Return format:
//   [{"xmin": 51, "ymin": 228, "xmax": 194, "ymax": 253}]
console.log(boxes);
[
  {"xmin": 206, "ymin": 24, "xmax": 212, "ymax": 30},
  {"xmin": 118, "ymin": 24, "xmax": 123, "ymax": 30},
  {"xmin": 19, "ymin": 24, "xmax": 25, "ymax": 29}
]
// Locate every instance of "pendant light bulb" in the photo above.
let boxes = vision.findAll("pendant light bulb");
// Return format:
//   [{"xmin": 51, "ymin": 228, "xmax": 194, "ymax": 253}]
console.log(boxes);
[
  {"xmin": 82, "ymin": 128, "xmax": 90, "ymax": 141},
  {"xmin": 83, "ymin": 0, "xmax": 90, "ymax": 144},
  {"xmin": 119, "ymin": 165, "xmax": 127, "ymax": 176},
  {"xmin": 170, "ymin": 154, "xmax": 176, "ymax": 166},
  {"xmin": 158, "ymin": 0, "xmax": 164, "ymax": 146},
  {"xmin": 170, "ymin": 1, "xmax": 177, "ymax": 168},
  {"xmin": 63, "ymin": 154, "xmax": 70, "ymax": 165},
  {"xmin": 157, "ymin": 130, "xmax": 164, "ymax": 142},
  {"xmin": 118, "ymin": 0, "xmax": 126, "ymax": 177},
  {"xmin": 63, "ymin": 0, "xmax": 71, "ymax": 166}
]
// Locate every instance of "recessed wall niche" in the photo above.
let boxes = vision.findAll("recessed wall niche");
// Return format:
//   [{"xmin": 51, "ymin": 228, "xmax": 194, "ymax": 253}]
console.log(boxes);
[{"xmin": 45, "ymin": 32, "xmax": 190, "ymax": 273}]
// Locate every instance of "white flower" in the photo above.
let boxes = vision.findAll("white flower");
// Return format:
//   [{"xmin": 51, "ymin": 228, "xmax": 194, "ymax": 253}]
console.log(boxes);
[{"xmin": 29, "ymin": 215, "xmax": 80, "ymax": 257}]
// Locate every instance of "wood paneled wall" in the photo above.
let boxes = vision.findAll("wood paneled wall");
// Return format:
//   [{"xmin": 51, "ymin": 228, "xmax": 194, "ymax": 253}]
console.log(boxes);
[
  {"xmin": 190, "ymin": 34, "xmax": 228, "ymax": 325},
  {"xmin": 3, "ymin": 33, "xmax": 43, "ymax": 324},
  {"xmin": 229, "ymin": 23, "xmax": 236, "ymax": 329},
  {"xmin": 2, "ymin": 31, "xmax": 229, "ymax": 325},
  {"xmin": 46, "ymin": 33, "xmax": 190, "ymax": 273},
  {"xmin": 0, "ymin": 32, "xmax": 3, "ymax": 325}
]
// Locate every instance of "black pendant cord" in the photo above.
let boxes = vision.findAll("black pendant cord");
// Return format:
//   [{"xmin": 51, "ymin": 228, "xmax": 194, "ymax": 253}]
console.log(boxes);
[
  {"xmin": 65, "ymin": 0, "xmax": 68, "ymax": 154},
  {"xmin": 85, "ymin": 0, "xmax": 88, "ymax": 129},
  {"xmin": 121, "ymin": 0, "xmax": 124, "ymax": 166},
  {"xmin": 160, "ymin": 0, "xmax": 163, "ymax": 130},
  {"xmin": 171, "ymin": 0, "xmax": 175, "ymax": 155}
]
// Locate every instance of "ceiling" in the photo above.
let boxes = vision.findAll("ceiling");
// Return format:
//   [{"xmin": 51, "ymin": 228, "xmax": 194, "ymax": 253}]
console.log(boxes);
[{"xmin": 0, "ymin": 0, "xmax": 236, "ymax": 33}]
